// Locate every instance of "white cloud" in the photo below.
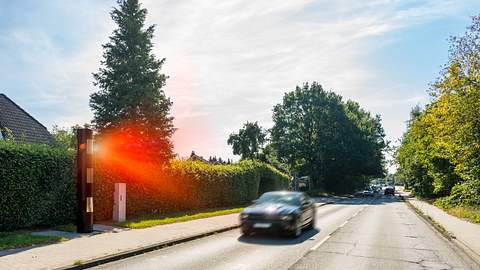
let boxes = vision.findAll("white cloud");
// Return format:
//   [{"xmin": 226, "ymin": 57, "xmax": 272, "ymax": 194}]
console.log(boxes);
[
  {"xmin": 0, "ymin": 1, "xmax": 114, "ymax": 128},
  {"xmin": 140, "ymin": 0, "xmax": 465, "ymax": 158},
  {"xmin": 0, "ymin": 0, "xmax": 474, "ymax": 162}
]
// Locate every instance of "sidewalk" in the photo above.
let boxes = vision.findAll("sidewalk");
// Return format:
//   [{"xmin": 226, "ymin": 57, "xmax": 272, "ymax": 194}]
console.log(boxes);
[
  {"xmin": 0, "ymin": 213, "xmax": 240, "ymax": 270},
  {"xmin": 407, "ymin": 197, "xmax": 480, "ymax": 260},
  {"xmin": 0, "ymin": 201, "xmax": 331, "ymax": 270}
]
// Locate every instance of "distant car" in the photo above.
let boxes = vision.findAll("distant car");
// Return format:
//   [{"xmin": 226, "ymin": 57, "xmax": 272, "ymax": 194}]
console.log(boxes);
[
  {"xmin": 240, "ymin": 191, "xmax": 316, "ymax": 238},
  {"xmin": 361, "ymin": 189, "xmax": 374, "ymax": 197},
  {"xmin": 383, "ymin": 186, "xmax": 395, "ymax": 195}
]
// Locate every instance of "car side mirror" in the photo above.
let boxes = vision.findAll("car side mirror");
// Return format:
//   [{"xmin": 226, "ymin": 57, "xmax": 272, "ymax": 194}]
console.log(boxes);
[{"xmin": 252, "ymin": 199, "xmax": 258, "ymax": 204}]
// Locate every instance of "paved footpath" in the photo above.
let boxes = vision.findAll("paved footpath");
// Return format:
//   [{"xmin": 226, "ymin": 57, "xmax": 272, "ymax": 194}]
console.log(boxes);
[
  {"xmin": 0, "ymin": 214, "xmax": 240, "ymax": 270},
  {"xmin": 407, "ymin": 197, "xmax": 480, "ymax": 261}
]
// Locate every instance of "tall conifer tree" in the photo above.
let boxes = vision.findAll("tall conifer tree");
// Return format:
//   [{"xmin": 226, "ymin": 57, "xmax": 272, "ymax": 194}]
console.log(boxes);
[{"xmin": 90, "ymin": 0, "xmax": 174, "ymax": 162}]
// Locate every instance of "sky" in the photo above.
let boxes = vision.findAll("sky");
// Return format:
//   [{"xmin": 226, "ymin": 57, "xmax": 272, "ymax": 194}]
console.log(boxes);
[{"xmin": 1, "ymin": 0, "xmax": 479, "ymax": 170}]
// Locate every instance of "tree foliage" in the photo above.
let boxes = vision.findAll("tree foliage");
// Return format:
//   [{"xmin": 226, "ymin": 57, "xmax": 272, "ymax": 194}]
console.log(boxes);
[
  {"xmin": 257, "ymin": 144, "xmax": 290, "ymax": 174},
  {"xmin": 51, "ymin": 125, "xmax": 76, "ymax": 151},
  {"xmin": 51, "ymin": 124, "xmax": 92, "ymax": 151},
  {"xmin": 90, "ymin": 0, "xmax": 174, "ymax": 163},
  {"xmin": 227, "ymin": 121, "xmax": 267, "ymax": 160},
  {"xmin": 396, "ymin": 15, "xmax": 480, "ymax": 205},
  {"xmin": 270, "ymin": 82, "xmax": 386, "ymax": 193}
]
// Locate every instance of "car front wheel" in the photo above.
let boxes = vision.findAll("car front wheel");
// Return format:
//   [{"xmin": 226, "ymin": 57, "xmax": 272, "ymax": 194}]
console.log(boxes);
[
  {"xmin": 289, "ymin": 221, "xmax": 302, "ymax": 238},
  {"xmin": 306, "ymin": 214, "xmax": 315, "ymax": 230},
  {"xmin": 241, "ymin": 227, "xmax": 252, "ymax": 236}
]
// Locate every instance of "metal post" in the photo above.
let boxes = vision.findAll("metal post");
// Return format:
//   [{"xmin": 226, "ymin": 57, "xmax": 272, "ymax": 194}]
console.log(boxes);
[{"xmin": 76, "ymin": 128, "xmax": 94, "ymax": 233}]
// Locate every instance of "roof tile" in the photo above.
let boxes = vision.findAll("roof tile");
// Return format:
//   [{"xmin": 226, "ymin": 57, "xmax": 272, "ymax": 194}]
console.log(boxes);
[{"xmin": 0, "ymin": 93, "xmax": 54, "ymax": 145}]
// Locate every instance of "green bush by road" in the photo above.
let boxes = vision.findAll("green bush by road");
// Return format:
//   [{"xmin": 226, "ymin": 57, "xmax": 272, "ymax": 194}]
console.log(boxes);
[
  {"xmin": 94, "ymin": 160, "xmax": 289, "ymax": 221},
  {"xmin": 434, "ymin": 198, "xmax": 480, "ymax": 224},
  {"xmin": 0, "ymin": 141, "xmax": 288, "ymax": 231},
  {"xmin": 0, "ymin": 141, "xmax": 75, "ymax": 231}
]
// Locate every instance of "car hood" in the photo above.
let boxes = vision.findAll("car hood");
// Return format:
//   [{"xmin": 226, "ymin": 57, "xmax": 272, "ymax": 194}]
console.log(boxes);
[{"xmin": 242, "ymin": 203, "xmax": 299, "ymax": 216}]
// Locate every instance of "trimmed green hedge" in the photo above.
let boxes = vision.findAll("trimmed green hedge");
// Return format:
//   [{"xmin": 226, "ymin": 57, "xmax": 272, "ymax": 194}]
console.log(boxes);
[
  {"xmin": 94, "ymin": 160, "xmax": 290, "ymax": 221},
  {"xmin": 0, "ymin": 141, "xmax": 75, "ymax": 231},
  {"xmin": 0, "ymin": 141, "xmax": 289, "ymax": 229}
]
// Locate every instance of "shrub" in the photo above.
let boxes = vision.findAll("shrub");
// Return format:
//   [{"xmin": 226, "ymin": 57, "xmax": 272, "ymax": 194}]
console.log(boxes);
[
  {"xmin": 0, "ymin": 139, "xmax": 289, "ymax": 228},
  {"xmin": 0, "ymin": 141, "xmax": 75, "ymax": 231},
  {"xmin": 444, "ymin": 179, "xmax": 480, "ymax": 207},
  {"xmin": 94, "ymin": 160, "xmax": 290, "ymax": 220}
]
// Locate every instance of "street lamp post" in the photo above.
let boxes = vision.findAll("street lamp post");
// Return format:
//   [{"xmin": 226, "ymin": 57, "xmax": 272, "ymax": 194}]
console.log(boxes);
[{"xmin": 76, "ymin": 128, "xmax": 94, "ymax": 233}]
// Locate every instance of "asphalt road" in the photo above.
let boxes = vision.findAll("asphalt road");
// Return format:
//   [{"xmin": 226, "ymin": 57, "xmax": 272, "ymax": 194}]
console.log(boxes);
[{"xmin": 93, "ymin": 196, "xmax": 479, "ymax": 270}]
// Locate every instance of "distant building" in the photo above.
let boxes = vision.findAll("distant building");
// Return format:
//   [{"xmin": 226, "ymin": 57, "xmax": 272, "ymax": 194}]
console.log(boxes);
[
  {"xmin": 0, "ymin": 93, "xmax": 54, "ymax": 145},
  {"xmin": 188, "ymin": 151, "xmax": 208, "ymax": 162}
]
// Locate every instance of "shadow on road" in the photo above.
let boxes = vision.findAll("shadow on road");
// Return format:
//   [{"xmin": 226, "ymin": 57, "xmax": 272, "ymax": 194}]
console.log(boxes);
[{"xmin": 237, "ymin": 228, "xmax": 320, "ymax": 246}]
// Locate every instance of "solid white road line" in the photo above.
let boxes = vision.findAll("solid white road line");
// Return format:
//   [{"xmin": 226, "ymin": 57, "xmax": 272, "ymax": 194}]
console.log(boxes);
[{"xmin": 310, "ymin": 235, "xmax": 331, "ymax": 251}]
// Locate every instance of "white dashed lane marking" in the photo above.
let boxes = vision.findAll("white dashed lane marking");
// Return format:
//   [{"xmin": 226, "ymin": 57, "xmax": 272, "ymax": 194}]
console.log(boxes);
[
  {"xmin": 309, "ymin": 205, "xmax": 367, "ymax": 251},
  {"xmin": 310, "ymin": 235, "xmax": 331, "ymax": 251},
  {"xmin": 338, "ymin": 221, "xmax": 348, "ymax": 228}
]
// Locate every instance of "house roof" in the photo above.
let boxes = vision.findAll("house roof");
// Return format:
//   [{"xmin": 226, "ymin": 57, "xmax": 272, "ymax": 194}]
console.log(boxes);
[
  {"xmin": 0, "ymin": 93, "xmax": 54, "ymax": 145},
  {"xmin": 188, "ymin": 151, "xmax": 208, "ymax": 162}
]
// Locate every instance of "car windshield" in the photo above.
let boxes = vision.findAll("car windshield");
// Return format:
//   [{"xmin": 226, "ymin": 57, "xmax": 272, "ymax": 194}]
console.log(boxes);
[{"xmin": 256, "ymin": 193, "xmax": 301, "ymax": 206}]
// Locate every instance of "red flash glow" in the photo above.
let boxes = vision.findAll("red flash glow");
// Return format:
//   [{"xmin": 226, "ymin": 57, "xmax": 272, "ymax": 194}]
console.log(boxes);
[{"xmin": 95, "ymin": 122, "xmax": 187, "ymax": 202}]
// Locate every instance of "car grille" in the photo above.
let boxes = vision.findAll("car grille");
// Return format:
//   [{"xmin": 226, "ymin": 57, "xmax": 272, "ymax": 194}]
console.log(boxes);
[
  {"xmin": 247, "ymin": 213, "xmax": 268, "ymax": 220},
  {"xmin": 247, "ymin": 213, "xmax": 282, "ymax": 221}
]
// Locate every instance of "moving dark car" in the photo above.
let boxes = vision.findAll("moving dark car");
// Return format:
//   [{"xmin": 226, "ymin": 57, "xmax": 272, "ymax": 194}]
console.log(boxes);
[
  {"xmin": 383, "ymin": 186, "xmax": 395, "ymax": 195},
  {"xmin": 240, "ymin": 191, "xmax": 316, "ymax": 238}
]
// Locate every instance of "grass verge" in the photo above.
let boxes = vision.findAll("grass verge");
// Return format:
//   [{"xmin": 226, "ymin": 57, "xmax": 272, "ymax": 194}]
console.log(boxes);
[
  {"xmin": 119, "ymin": 207, "xmax": 244, "ymax": 229},
  {"xmin": 0, "ymin": 231, "xmax": 64, "ymax": 250},
  {"xmin": 433, "ymin": 203, "xmax": 480, "ymax": 224}
]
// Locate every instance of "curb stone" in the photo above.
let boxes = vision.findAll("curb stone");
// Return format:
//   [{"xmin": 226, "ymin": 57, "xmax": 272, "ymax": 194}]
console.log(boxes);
[{"xmin": 57, "ymin": 225, "xmax": 240, "ymax": 270}]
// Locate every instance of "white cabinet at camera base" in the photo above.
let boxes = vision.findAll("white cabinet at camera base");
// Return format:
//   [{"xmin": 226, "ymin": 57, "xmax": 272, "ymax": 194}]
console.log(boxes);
[{"xmin": 113, "ymin": 183, "xmax": 126, "ymax": 222}]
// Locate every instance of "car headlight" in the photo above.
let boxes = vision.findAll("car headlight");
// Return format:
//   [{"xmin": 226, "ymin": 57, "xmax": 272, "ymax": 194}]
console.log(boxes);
[{"xmin": 280, "ymin": 215, "xmax": 293, "ymax": 221}]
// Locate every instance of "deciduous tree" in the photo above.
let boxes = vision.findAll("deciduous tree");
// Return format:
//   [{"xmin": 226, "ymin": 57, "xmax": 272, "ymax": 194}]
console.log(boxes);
[
  {"xmin": 228, "ymin": 121, "xmax": 267, "ymax": 160},
  {"xmin": 396, "ymin": 15, "xmax": 480, "ymax": 204},
  {"xmin": 271, "ymin": 82, "xmax": 386, "ymax": 193}
]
